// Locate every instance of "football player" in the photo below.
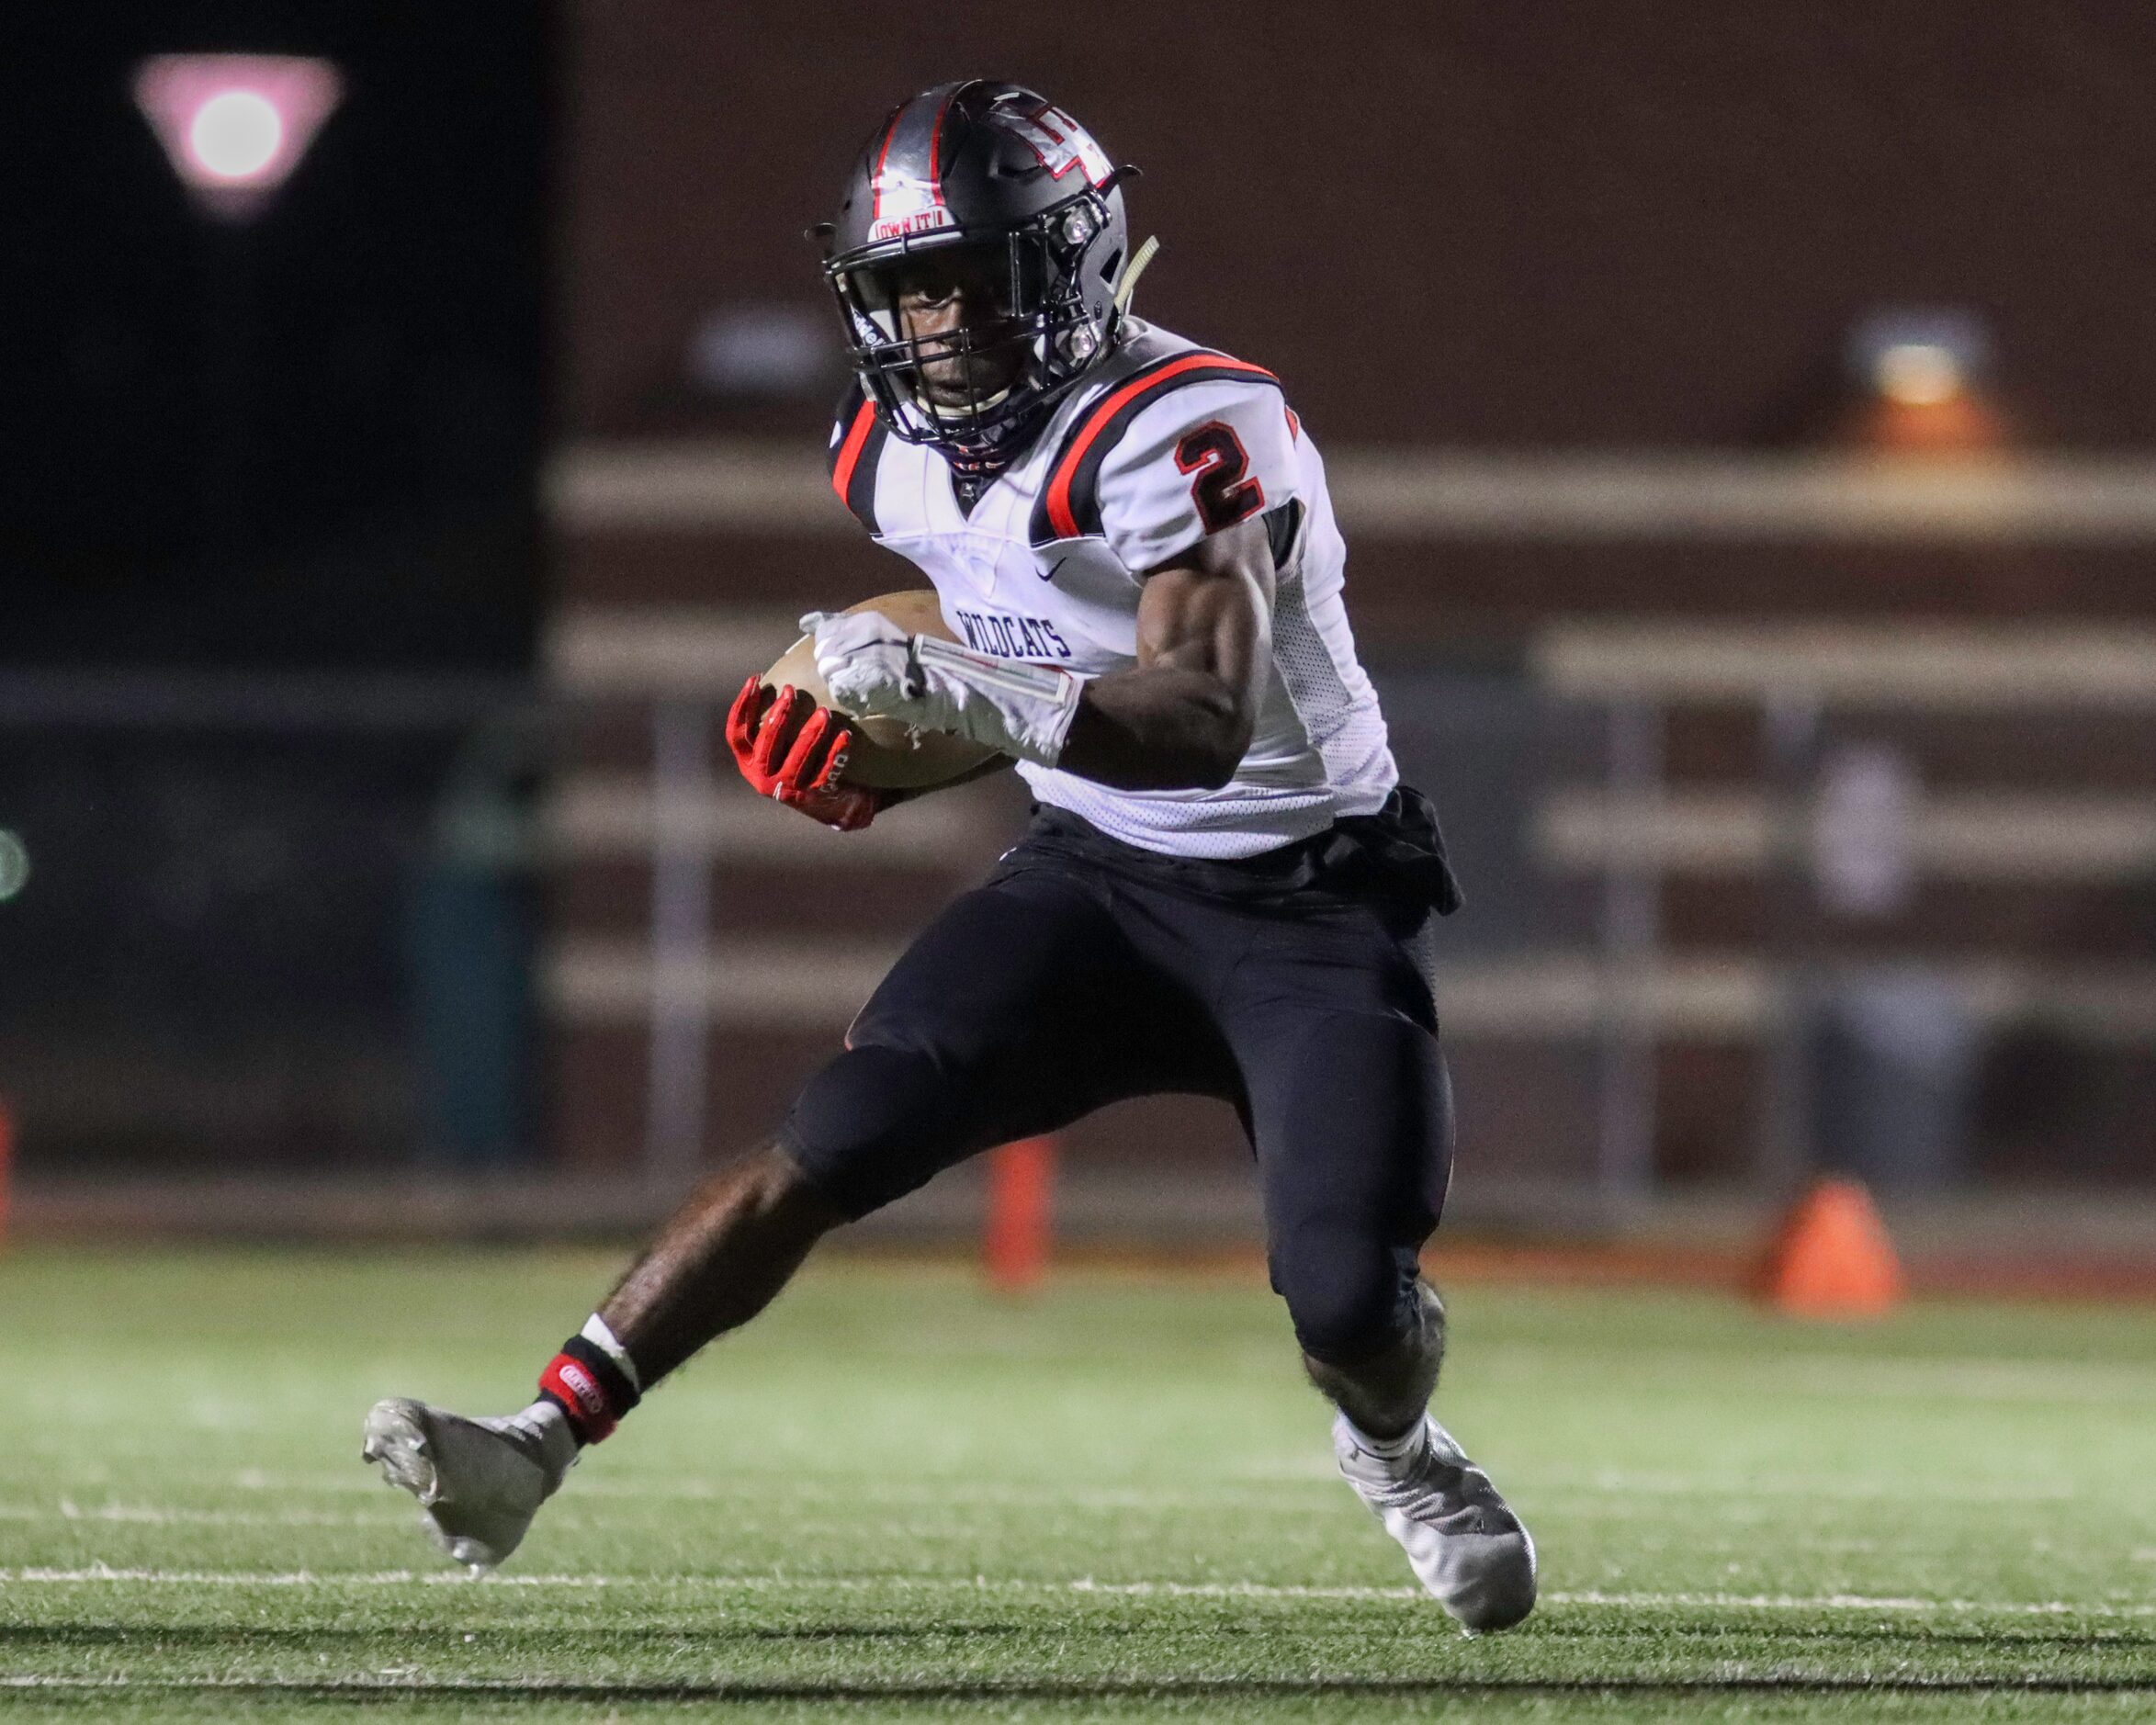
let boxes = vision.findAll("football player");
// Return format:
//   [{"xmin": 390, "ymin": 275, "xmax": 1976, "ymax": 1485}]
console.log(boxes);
[{"xmin": 366, "ymin": 80, "xmax": 1535, "ymax": 1634}]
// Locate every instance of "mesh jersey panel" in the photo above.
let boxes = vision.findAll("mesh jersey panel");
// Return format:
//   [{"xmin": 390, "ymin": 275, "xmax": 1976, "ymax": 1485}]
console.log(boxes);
[{"xmin": 1015, "ymin": 445, "xmax": 1395, "ymax": 858}]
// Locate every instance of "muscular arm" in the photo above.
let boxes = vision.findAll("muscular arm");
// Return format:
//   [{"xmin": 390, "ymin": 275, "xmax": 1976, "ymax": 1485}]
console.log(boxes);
[{"xmin": 1055, "ymin": 514, "xmax": 1275, "ymax": 791}]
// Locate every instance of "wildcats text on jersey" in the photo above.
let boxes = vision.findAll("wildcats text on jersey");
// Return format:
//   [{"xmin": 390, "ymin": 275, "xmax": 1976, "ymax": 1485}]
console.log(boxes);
[{"xmin": 952, "ymin": 608, "xmax": 1074, "ymax": 660}]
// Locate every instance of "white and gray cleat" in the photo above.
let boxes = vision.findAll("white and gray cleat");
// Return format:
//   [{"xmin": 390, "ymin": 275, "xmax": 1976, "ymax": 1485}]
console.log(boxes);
[
  {"xmin": 1334, "ymin": 1411, "xmax": 1537, "ymax": 1633},
  {"xmin": 361, "ymin": 1397, "xmax": 574, "ymax": 1574}
]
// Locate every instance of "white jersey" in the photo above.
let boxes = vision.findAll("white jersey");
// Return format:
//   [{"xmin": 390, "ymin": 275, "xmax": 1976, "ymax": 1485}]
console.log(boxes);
[{"xmin": 827, "ymin": 319, "xmax": 1397, "ymax": 859}]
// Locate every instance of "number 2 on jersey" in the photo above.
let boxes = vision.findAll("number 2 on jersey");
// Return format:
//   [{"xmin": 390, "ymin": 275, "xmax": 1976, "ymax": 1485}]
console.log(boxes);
[{"xmin": 1174, "ymin": 421, "xmax": 1265, "ymax": 534}]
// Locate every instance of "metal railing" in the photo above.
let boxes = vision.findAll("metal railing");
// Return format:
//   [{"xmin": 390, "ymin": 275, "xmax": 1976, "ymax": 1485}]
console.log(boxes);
[{"xmin": 6, "ymin": 660, "xmax": 2153, "ymax": 1220}]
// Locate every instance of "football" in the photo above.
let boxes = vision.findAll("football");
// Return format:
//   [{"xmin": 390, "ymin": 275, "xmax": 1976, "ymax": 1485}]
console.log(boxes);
[{"xmin": 762, "ymin": 590, "xmax": 1002, "ymax": 790}]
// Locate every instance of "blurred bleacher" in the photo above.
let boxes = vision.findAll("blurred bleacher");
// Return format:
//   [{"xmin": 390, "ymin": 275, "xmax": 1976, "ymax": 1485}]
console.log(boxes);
[{"xmin": 11, "ymin": 4, "xmax": 2156, "ymax": 1266}]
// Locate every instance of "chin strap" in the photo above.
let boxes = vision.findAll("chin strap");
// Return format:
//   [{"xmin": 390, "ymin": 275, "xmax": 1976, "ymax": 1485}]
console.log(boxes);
[{"xmin": 1113, "ymin": 235, "xmax": 1160, "ymax": 315}]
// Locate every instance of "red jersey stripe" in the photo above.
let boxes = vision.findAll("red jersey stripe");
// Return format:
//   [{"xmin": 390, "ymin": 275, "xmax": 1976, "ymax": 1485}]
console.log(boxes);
[
  {"xmin": 830, "ymin": 398, "xmax": 878, "ymax": 505},
  {"xmin": 1044, "ymin": 354, "xmax": 1278, "ymax": 542}
]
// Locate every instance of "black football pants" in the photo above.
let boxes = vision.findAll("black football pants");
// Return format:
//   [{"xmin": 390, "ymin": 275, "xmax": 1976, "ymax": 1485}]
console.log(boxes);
[{"xmin": 779, "ymin": 829, "xmax": 1454, "ymax": 1367}]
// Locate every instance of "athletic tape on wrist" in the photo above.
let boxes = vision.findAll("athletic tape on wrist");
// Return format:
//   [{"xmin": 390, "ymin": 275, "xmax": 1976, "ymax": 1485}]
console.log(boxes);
[{"xmin": 909, "ymin": 636, "xmax": 1080, "ymax": 764}]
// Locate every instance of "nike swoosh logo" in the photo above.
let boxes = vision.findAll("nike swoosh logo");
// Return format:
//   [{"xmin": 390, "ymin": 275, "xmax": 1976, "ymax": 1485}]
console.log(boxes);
[{"xmin": 1040, "ymin": 557, "xmax": 1067, "ymax": 582}]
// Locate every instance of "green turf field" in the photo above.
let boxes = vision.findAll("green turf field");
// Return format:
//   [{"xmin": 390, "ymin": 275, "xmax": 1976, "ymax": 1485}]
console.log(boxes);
[{"xmin": 1, "ymin": 1246, "xmax": 2154, "ymax": 1720}]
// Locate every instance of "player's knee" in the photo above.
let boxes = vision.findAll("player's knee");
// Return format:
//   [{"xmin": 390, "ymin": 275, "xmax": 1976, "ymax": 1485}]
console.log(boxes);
[
  {"xmin": 1274, "ymin": 1235, "xmax": 1423, "ymax": 1368},
  {"xmin": 738, "ymin": 1142, "xmax": 841, "ymax": 1225},
  {"xmin": 779, "ymin": 1042, "xmax": 967, "ymax": 1220}
]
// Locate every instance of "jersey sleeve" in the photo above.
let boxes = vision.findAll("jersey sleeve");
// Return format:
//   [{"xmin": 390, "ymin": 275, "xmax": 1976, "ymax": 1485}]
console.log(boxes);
[{"xmin": 1091, "ymin": 376, "xmax": 1302, "ymax": 575}]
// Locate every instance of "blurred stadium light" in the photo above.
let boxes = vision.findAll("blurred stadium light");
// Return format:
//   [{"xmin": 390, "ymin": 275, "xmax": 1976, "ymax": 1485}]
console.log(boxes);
[
  {"xmin": 1842, "ymin": 309, "xmax": 2008, "ymax": 453},
  {"xmin": 132, "ymin": 54, "xmax": 342, "ymax": 220},
  {"xmin": 0, "ymin": 829, "xmax": 28, "ymax": 904}
]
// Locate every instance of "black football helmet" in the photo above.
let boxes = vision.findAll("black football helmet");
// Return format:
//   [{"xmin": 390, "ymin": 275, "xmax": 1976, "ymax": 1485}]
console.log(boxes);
[{"xmin": 818, "ymin": 81, "xmax": 1132, "ymax": 469}]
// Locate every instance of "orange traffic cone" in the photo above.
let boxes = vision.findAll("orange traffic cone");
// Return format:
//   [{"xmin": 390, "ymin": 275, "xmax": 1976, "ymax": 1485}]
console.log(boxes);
[
  {"xmin": 984, "ymin": 1137, "xmax": 1055, "ymax": 1293},
  {"xmin": 1755, "ymin": 1177, "xmax": 1903, "ymax": 1317}
]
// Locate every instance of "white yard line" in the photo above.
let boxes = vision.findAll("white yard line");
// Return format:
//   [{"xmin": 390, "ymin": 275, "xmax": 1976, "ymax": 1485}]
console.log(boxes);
[
  {"xmin": 0, "ymin": 1566, "xmax": 2147, "ymax": 1618},
  {"xmin": 33, "ymin": 1464, "xmax": 2094, "ymax": 1511},
  {"xmin": 62, "ymin": 1500, "xmax": 402, "ymax": 1528},
  {"xmin": 1226, "ymin": 1464, "xmax": 2086, "ymax": 1505},
  {"xmin": 1521, "ymin": 1469, "xmax": 2083, "ymax": 1505},
  {"xmin": 1551, "ymin": 1590, "xmax": 2156, "ymax": 1617},
  {"xmin": 571, "ymin": 1477, "xmax": 1338, "ymax": 1512},
  {"xmin": 140, "ymin": 1471, "xmax": 1352, "ymax": 1511},
  {"xmin": 0, "ymin": 1500, "xmax": 407, "ymax": 1528}
]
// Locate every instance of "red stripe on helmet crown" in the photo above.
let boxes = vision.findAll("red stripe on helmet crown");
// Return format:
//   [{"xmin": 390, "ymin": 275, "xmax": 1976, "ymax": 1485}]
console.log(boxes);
[
  {"xmin": 869, "ymin": 110, "xmax": 902, "ymax": 221},
  {"xmin": 1045, "ymin": 355, "xmax": 1278, "ymax": 541},
  {"xmin": 871, "ymin": 88, "xmax": 956, "ymax": 224},
  {"xmin": 925, "ymin": 87, "xmax": 953, "ymax": 209}
]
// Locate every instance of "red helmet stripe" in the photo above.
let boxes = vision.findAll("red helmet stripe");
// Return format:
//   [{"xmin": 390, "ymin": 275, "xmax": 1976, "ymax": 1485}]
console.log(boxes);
[
  {"xmin": 869, "ymin": 111, "xmax": 902, "ymax": 220},
  {"xmin": 870, "ymin": 88, "xmax": 956, "ymax": 226},
  {"xmin": 1045, "ymin": 354, "xmax": 1277, "ymax": 542},
  {"xmin": 925, "ymin": 87, "xmax": 954, "ymax": 208}
]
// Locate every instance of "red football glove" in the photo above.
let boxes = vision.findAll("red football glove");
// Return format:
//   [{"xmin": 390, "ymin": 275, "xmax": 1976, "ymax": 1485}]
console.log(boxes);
[{"xmin": 726, "ymin": 676, "xmax": 883, "ymax": 832}]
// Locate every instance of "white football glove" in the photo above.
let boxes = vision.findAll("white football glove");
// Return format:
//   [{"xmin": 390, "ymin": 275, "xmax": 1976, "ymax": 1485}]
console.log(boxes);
[{"xmin": 801, "ymin": 610, "xmax": 1081, "ymax": 768}]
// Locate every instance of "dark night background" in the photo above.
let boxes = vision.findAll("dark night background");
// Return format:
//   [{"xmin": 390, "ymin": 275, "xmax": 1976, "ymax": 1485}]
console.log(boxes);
[
  {"xmin": 4, "ymin": 2, "xmax": 551, "ymax": 671},
  {"xmin": 2, "ymin": 5, "xmax": 554, "ymax": 1173},
  {"xmin": 3, "ymin": 1, "xmax": 2153, "ymax": 1193}
]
